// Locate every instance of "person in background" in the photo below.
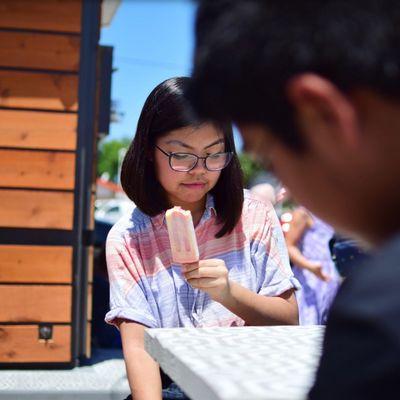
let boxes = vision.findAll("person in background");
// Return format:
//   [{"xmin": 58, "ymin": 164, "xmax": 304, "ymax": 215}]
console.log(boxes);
[
  {"xmin": 106, "ymin": 77, "xmax": 299, "ymax": 400},
  {"xmin": 250, "ymin": 183, "xmax": 277, "ymax": 205},
  {"xmin": 329, "ymin": 234, "xmax": 370, "ymax": 278},
  {"xmin": 250, "ymin": 183, "xmax": 287, "ymax": 217},
  {"xmin": 187, "ymin": 1, "xmax": 400, "ymax": 398},
  {"xmin": 284, "ymin": 207, "xmax": 341, "ymax": 325}
]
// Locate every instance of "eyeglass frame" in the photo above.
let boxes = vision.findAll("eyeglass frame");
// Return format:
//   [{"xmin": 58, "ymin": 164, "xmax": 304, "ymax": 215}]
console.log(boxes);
[{"xmin": 155, "ymin": 145, "xmax": 233, "ymax": 172}]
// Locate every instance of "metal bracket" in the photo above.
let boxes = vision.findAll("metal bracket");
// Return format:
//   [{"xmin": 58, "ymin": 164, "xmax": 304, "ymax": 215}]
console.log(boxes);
[{"xmin": 38, "ymin": 324, "xmax": 53, "ymax": 342}]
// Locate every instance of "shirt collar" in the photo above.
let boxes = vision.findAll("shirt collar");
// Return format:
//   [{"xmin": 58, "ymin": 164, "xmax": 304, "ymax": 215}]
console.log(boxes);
[
  {"xmin": 204, "ymin": 193, "xmax": 217, "ymax": 217},
  {"xmin": 152, "ymin": 194, "xmax": 217, "ymax": 229}
]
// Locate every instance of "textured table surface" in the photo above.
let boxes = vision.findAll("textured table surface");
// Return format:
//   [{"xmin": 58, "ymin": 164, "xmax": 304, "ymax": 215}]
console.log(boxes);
[
  {"xmin": 0, "ymin": 348, "xmax": 130, "ymax": 399},
  {"xmin": 145, "ymin": 325, "xmax": 325, "ymax": 400}
]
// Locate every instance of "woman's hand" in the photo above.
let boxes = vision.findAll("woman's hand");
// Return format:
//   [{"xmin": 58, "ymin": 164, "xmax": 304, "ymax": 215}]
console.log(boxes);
[
  {"xmin": 182, "ymin": 259, "xmax": 230, "ymax": 302},
  {"xmin": 184, "ymin": 260, "xmax": 299, "ymax": 326},
  {"xmin": 307, "ymin": 261, "xmax": 331, "ymax": 282}
]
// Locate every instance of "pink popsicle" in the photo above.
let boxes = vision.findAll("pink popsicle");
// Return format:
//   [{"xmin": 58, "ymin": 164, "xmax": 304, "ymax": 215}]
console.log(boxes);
[{"xmin": 165, "ymin": 206, "xmax": 199, "ymax": 263}]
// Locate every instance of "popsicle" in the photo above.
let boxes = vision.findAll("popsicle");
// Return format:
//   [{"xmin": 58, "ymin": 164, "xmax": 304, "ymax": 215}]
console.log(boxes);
[{"xmin": 165, "ymin": 206, "xmax": 199, "ymax": 263}]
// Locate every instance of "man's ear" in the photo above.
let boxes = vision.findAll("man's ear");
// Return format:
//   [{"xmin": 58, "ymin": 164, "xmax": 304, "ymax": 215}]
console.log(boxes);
[{"xmin": 285, "ymin": 74, "xmax": 360, "ymax": 155}]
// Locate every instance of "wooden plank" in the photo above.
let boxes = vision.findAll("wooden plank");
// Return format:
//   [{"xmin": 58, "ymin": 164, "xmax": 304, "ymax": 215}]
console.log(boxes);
[
  {"xmin": 0, "ymin": 189, "xmax": 74, "ymax": 229},
  {"xmin": 0, "ymin": 31, "xmax": 80, "ymax": 71},
  {"xmin": 89, "ymin": 192, "xmax": 96, "ymax": 230},
  {"xmin": 0, "ymin": 70, "xmax": 78, "ymax": 111},
  {"xmin": 0, "ymin": 245, "xmax": 72, "ymax": 284},
  {"xmin": 0, "ymin": 0, "xmax": 81, "ymax": 33},
  {"xmin": 88, "ymin": 246, "xmax": 94, "ymax": 284},
  {"xmin": 0, "ymin": 149, "xmax": 76, "ymax": 190},
  {"xmin": 87, "ymin": 283, "xmax": 93, "ymax": 322},
  {"xmin": 86, "ymin": 321, "xmax": 91, "ymax": 359},
  {"xmin": 0, "ymin": 285, "xmax": 72, "ymax": 323},
  {"xmin": 0, "ymin": 110, "xmax": 77, "ymax": 150},
  {"xmin": 0, "ymin": 325, "xmax": 71, "ymax": 363}
]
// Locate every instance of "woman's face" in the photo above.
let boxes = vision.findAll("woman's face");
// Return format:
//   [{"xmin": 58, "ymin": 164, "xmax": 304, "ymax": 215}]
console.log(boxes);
[{"xmin": 154, "ymin": 123, "xmax": 225, "ymax": 211}]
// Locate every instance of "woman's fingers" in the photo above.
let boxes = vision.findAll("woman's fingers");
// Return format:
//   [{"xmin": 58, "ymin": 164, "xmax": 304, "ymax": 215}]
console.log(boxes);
[
  {"xmin": 181, "ymin": 262, "xmax": 199, "ymax": 273},
  {"xmin": 182, "ymin": 259, "xmax": 229, "ymax": 294},
  {"xmin": 182, "ymin": 259, "xmax": 225, "ymax": 274},
  {"xmin": 184, "ymin": 266, "xmax": 226, "ymax": 280},
  {"xmin": 310, "ymin": 262, "xmax": 332, "ymax": 282},
  {"xmin": 187, "ymin": 276, "xmax": 222, "ymax": 288},
  {"xmin": 320, "ymin": 272, "xmax": 332, "ymax": 282}
]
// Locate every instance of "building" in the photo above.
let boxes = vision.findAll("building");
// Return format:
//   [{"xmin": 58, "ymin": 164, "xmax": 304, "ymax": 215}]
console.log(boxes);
[{"xmin": 0, "ymin": 0, "xmax": 118, "ymax": 367}]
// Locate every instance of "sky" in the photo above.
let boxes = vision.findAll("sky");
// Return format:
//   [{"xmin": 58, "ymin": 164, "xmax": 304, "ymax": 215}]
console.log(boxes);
[{"xmin": 100, "ymin": 0, "xmax": 243, "ymax": 149}]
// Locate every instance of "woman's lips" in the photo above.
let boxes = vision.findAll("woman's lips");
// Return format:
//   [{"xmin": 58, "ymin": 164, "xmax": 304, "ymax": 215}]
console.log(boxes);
[{"xmin": 182, "ymin": 183, "xmax": 206, "ymax": 189}]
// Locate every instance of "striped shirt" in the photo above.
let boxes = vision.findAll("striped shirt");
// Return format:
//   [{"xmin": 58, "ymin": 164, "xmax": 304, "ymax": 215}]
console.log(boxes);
[{"xmin": 105, "ymin": 190, "xmax": 299, "ymax": 328}]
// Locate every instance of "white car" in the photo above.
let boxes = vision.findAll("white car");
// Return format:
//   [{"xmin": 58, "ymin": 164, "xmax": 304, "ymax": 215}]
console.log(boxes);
[{"xmin": 95, "ymin": 199, "xmax": 135, "ymax": 225}]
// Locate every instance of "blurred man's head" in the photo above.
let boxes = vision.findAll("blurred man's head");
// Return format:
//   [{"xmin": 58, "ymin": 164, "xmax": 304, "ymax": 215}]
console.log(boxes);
[{"xmin": 188, "ymin": 0, "xmax": 400, "ymax": 245}]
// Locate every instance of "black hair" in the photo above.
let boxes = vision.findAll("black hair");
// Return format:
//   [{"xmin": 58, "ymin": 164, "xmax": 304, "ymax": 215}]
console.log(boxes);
[
  {"xmin": 121, "ymin": 76, "xmax": 244, "ymax": 238},
  {"xmin": 188, "ymin": 0, "xmax": 400, "ymax": 149}
]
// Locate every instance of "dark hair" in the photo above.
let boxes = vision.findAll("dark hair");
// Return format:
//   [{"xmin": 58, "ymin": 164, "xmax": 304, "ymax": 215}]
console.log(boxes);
[
  {"xmin": 121, "ymin": 76, "xmax": 244, "ymax": 238},
  {"xmin": 188, "ymin": 0, "xmax": 400, "ymax": 149}
]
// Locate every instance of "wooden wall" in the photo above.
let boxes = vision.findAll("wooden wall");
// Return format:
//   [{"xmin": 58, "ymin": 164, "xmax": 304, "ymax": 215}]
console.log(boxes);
[{"xmin": 0, "ymin": 0, "xmax": 97, "ymax": 365}]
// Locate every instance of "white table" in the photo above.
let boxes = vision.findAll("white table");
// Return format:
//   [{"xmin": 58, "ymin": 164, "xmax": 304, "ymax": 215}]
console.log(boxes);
[{"xmin": 145, "ymin": 325, "xmax": 325, "ymax": 400}]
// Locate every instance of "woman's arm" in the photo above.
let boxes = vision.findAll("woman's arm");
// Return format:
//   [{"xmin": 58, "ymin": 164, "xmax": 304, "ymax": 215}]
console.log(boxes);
[
  {"xmin": 119, "ymin": 321, "xmax": 162, "ymax": 400},
  {"xmin": 285, "ymin": 209, "xmax": 330, "ymax": 281},
  {"xmin": 183, "ymin": 201, "xmax": 300, "ymax": 325},
  {"xmin": 221, "ymin": 284, "xmax": 298, "ymax": 325},
  {"xmin": 183, "ymin": 261, "xmax": 299, "ymax": 325}
]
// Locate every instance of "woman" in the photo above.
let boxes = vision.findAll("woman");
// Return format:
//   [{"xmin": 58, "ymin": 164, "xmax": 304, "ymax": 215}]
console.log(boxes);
[{"xmin": 105, "ymin": 77, "xmax": 299, "ymax": 399}]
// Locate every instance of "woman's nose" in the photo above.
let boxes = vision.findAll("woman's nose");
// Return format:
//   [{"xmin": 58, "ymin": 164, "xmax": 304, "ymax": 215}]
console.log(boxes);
[{"xmin": 189, "ymin": 158, "xmax": 207, "ymax": 174}]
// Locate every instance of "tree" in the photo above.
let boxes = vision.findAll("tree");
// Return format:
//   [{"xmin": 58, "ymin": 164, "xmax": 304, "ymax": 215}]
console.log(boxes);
[
  {"xmin": 97, "ymin": 138, "xmax": 131, "ymax": 182},
  {"xmin": 238, "ymin": 152, "xmax": 264, "ymax": 188}
]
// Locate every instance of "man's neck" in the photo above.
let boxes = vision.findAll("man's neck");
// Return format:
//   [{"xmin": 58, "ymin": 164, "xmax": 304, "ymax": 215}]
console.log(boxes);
[{"xmin": 349, "ymin": 90, "xmax": 400, "ymax": 248}]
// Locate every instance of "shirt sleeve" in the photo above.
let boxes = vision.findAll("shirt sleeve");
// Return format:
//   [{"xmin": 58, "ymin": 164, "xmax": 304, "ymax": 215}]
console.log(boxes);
[
  {"xmin": 250, "ymin": 200, "xmax": 301, "ymax": 297},
  {"xmin": 104, "ymin": 227, "xmax": 159, "ymax": 328}
]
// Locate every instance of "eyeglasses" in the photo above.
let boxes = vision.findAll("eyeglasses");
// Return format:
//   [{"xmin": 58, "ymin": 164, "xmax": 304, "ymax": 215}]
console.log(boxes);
[{"xmin": 155, "ymin": 145, "xmax": 233, "ymax": 172}]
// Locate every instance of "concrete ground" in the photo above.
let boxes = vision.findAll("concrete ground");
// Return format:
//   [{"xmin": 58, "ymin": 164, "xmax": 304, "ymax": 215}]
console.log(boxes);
[{"xmin": 0, "ymin": 348, "xmax": 130, "ymax": 400}]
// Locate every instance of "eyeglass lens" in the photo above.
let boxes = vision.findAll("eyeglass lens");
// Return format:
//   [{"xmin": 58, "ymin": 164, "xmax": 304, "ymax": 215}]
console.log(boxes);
[{"xmin": 170, "ymin": 152, "xmax": 232, "ymax": 171}]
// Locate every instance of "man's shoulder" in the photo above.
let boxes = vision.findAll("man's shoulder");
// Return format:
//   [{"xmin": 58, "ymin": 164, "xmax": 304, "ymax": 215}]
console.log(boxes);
[
  {"xmin": 332, "ymin": 234, "xmax": 400, "ymax": 326},
  {"xmin": 309, "ymin": 235, "xmax": 400, "ymax": 400},
  {"xmin": 343, "ymin": 234, "xmax": 400, "ymax": 288}
]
